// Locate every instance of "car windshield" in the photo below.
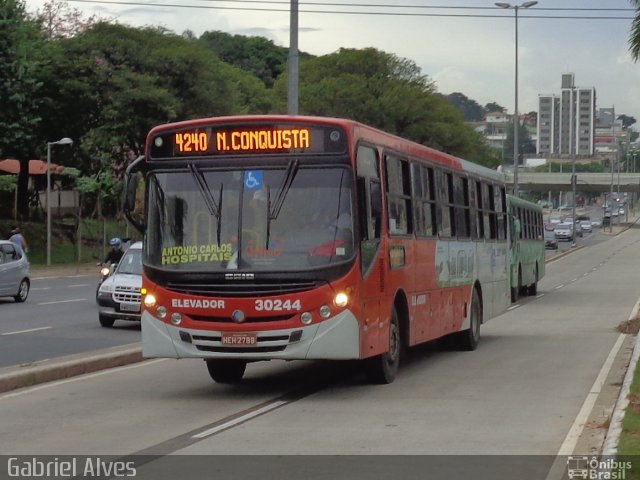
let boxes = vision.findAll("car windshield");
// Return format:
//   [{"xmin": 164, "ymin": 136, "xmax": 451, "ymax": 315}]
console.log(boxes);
[
  {"xmin": 146, "ymin": 165, "xmax": 355, "ymax": 272},
  {"xmin": 116, "ymin": 249, "xmax": 142, "ymax": 275}
]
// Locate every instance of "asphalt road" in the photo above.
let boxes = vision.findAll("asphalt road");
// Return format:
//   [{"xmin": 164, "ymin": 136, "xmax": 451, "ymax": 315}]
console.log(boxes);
[
  {"xmin": 0, "ymin": 272, "xmax": 140, "ymax": 367},
  {"xmin": 2, "ymin": 223, "xmax": 640, "ymax": 475}
]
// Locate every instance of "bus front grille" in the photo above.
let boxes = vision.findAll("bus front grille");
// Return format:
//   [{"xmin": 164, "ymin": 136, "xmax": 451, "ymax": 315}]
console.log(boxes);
[{"xmin": 165, "ymin": 280, "xmax": 321, "ymax": 297}]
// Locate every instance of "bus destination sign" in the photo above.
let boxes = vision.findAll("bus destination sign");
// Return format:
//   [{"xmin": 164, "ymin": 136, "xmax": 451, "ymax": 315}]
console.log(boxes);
[
  {"xmin": 149, "ymin": 123, "xmax": 347, "ymax": 159},
  {"xmin": 176, "ymin": 127, "xmax": 310, "ymax": 154}
]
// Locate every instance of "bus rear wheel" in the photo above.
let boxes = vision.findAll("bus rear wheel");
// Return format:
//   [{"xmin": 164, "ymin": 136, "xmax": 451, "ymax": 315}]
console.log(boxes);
[
  {"xmin": 454, "ymin": 288, "xmax": 481, "ymax": 351},
  {"xmin": 528, "ymin": 265, "xmax": 539, "ymax": 296},
  {"xmin": 365, "ymin": 308, "xmax": 401, "ymax": 384},
  {"xmin": 206, "ymin": 359, "xmax": 247, "ymax": 384}
]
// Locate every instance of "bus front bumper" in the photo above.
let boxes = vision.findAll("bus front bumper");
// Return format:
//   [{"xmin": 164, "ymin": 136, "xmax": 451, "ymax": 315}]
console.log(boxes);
[{"xmin": 141, "ymin": 310, "xmax": 361, "ymax": 361}]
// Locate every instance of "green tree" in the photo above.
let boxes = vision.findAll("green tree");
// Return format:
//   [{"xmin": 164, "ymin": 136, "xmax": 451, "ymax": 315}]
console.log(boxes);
[
  {"xmin": 199, "ymin": 31, "xmax": 290, "ymax": 88},
  {"xmin": 36, "ymin": 23, "xmax": 252, "ymax": 216},
  {"xmin": 503, "ymin": 120, "xmax": 535, "ymax": 165},
  {"xmin": 0, "ymin": 0, "xmax": 45, "ymax": 220},
  {"xmin": 445, "ymin": 92, "xmax": 485, "ymax": 121},
  {"xmin": 33, "ymin": 0, "xmax": 106, "ymax": 39},
  {"xmin": 276, "ymin": 47, "xmax": 499, "ymax": 167},
  {"xmin": 485, "ymin": 102, "xmax": 506, "ymax": 113},
  {"xmin": 630, "ymin": 0, "xmax": 640, "ymax": 60},
  {"xmin": 618, "ymin": 114, "xmax": 637, "ymax": 129}
]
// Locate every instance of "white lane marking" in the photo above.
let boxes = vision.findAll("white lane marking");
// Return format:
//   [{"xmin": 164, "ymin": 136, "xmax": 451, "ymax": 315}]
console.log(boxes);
[
  {"xmin": 0, "ymin": 359, "xmax": 165, "ymax": 400},
  {"xmin": 31, "ymin": 287, "xmax": 51, "ymax": 291},
  {"xmin": 37, "ymin": 298, "xmax": 87, "ymax": 306},
  {"xmin": 32, "ymin": 275, "xmax": 92, "ymax": 281},
  {"xmin": 555, "ymin": 284, "xmax": 565, "ymax": 290},
  {"xmin": 68, "ymin": 284, "xmax": 89, "ymax": 288},
  {"xmin": 556, "ymin": 333, "xmax": 626, "ymax": 456},
  {"xmin": 192, "ymin": 400, "xmax": 289, "ymax": 439},
  {"xmin": 2, "ymin": 327, "xmax": 52, "ymax": 336},
  {"xmin": 536, "ymin": 294, "xmax": 545, "ymax": 299}
]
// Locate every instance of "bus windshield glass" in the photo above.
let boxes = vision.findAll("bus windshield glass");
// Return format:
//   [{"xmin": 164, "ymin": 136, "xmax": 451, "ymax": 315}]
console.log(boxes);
[{"xmin": 146, "ymin": 165, "xmax": 355, "ymax": 272}]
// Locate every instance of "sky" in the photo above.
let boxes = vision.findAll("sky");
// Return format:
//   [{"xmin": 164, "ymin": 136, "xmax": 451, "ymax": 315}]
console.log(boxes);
[{"xmin": 23, "ymin": 0, "xmax": 640, "ymax": 127}]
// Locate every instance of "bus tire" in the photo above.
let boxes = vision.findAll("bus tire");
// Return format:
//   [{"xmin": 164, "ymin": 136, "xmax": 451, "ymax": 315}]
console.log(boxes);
[
  {"xmin": 365, "ymin": 308, "xmax": 401, "ymax": 384},
  {"xmin": 206, "ymin": 359, "xmax": 247, "ymax": 384},
  {"xmin": 518, "ymin": 267, "xmax": 527, "ymax": 295},
  {"xmin": 454, "ymin": 288, "xmax": 481, "ymax": 351},
  {"xmin": 528, "ymin": 265, "xmax": 538, "ymax": 296}
]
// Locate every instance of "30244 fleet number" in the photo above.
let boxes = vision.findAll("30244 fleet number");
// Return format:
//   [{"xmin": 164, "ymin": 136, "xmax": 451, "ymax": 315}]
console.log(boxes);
[{"xmin": 254, "ymin": 299, "xmax": 302, "ymax": 311}]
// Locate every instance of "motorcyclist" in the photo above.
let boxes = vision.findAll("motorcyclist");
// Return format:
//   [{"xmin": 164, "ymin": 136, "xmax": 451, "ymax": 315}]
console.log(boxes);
[{"xmin": 102, "ymin": 237, "xmax": 124, "ymax": 265}]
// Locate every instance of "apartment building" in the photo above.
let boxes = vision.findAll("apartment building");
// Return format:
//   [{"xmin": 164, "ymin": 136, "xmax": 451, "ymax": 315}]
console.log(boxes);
[{"xmin": 537, "ymin": 73, "xmax": 596, "ymax": 156}]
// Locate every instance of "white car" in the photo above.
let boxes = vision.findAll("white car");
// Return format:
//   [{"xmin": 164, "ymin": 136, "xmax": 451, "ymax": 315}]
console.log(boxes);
[
  {"xmin": 96, "ymin": 241, "xmax": 142, "ymax": 327},
  {"xmin": 0, "ymin": 240, "xmax": 30, "ymax": 302},
  {"xmin": 580, "ymin": 220, "xmax": 592, "ymax": 233}
]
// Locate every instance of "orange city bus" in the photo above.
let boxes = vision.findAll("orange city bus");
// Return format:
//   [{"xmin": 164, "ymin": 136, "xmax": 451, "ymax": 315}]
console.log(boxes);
[{"xmin": 124, "ymin": 115, "xmax": 511, "ymax": 384}]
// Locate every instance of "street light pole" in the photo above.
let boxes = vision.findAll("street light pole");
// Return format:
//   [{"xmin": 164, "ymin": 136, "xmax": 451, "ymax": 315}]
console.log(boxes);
[
  {"xmin": 495, "ymin": 1, "xmax": 538, "ymax": 198},
  {"xmin": 46, "ymin": 137, "xmax": 73, "ymax": 266},
  {"xmin": 570, "ymin": 85, "xmax": 577, "ymax": 247}
]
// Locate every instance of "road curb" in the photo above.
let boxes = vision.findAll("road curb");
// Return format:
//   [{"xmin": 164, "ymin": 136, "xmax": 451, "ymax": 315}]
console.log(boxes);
[{"xmin": 0, "ymin": 343, "xmax": 143, "ymax": 394}]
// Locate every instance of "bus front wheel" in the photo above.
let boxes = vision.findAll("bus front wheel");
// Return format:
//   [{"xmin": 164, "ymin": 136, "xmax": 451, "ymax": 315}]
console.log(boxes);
[
  {"xmin": 206, "ymin": 359, "xmax": 247, "ymax": 384},
  {"xmin": 365, "ymin": 308, "xmax": 401, "ymax": 384}
]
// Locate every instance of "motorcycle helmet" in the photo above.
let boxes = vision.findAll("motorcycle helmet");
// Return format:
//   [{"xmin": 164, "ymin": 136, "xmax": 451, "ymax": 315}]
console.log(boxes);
[{"xmin": 109, "ymin": 237, "xmax": 122, "ymax": 248}]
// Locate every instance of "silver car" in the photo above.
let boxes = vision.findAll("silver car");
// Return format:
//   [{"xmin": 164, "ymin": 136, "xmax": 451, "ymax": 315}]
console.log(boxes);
[
  {"xmin": 553, "ymin": 222, "xmax": 574, "ymax": 241},
  {"xmin": 0, "ymin": 240, "xmax": 30, "ymax": 302}
]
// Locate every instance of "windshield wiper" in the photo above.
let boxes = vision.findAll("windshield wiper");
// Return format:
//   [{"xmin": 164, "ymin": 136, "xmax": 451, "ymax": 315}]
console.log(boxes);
[
  {"xmin": 266, "ymin": 159, "xmax": 299, "ymax": 249},
  {"xmin": 188, "ymin": 163, "xmax": 223, "ymax": 246},
  {"xmin": 150, "ymin": 176, "xmax": 166, "ymax": 227}
]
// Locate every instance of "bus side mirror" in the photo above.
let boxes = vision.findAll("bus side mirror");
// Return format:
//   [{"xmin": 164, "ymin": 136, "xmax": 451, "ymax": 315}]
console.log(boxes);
[
  {"xmin": 123, "ymin": 156, "xmax": 145, "ymax": 234},
  {"xmin": 124, "ymin": 174, "xmax": 137, "ymax": 213}
]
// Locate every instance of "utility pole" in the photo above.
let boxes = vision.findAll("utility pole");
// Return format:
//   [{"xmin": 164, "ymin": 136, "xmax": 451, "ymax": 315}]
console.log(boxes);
[{"xmin": 287, "ymin": 0, "xmax": 299, "ymax": 115}]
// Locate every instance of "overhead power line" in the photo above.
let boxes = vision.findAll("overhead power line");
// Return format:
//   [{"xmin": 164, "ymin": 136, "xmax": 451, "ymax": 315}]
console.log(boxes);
[{"xmin": 67, "ymin": 0, "xmax": 636, "ymax": 20}]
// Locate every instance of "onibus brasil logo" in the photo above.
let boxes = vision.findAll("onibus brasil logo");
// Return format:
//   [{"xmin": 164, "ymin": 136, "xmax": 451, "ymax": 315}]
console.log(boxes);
[{"xmin": 566, "ymin": 456, "xmax": 632, "ymax": 479}]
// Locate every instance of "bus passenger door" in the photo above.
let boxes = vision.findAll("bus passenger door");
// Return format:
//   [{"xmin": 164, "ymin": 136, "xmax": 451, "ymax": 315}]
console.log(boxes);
[{"xmin": 357, "ymin": 176, "xmax": 385, "ymax": 358}]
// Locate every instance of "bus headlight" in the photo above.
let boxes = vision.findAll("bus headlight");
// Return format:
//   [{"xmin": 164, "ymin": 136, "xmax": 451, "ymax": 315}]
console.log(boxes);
[
  {"xmin": 319, "ymin": 305, "xmax": 332, "ymax": 318},
  {"xmin": 300, "ymin": 312, "xmax": 313, "ymax": 325},
  {"xmin": 144, "ymin": 294, "xmax": 157, "ymax": 308},
  {"xmin": 156, "ymin": 306, "xmax": 167, "ymax": 319},
  {"xmin": 171, "ymin": 312, "xmax": 182, "ymax": 325},
  {"xmin": 334, "ymin": 292, "xmax": 349, "ymax": 308}
]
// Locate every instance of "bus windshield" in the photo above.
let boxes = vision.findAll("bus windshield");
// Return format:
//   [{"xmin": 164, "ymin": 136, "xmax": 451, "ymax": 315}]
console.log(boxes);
[{"xmin": 146, "ymin": 164, "xmax": 355, "ymax": 272}]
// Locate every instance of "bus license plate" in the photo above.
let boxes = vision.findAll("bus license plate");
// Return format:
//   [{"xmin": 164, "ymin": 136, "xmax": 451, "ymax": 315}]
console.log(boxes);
[
  {"xmin": 221, "ymin": 333, "xmax": 257, "ymax": 346},
  {"xmin": 120, "ymin": 303, "xmax": 140, "ymax": 312}
]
